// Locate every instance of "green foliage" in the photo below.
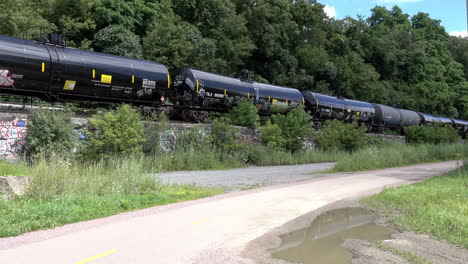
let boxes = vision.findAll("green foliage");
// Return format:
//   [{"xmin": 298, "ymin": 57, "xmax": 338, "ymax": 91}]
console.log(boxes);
[
  {"xmin": 142, "ymin": 114, "xmax": 169, "ymax": 156},
  {"xmin": 364, "ymin": 165, "xmax": 468, "ymax": 248},
  {"xmin": 270, "ymin": 107, "xmax": 312, "ymax": 152},
  {"xmin": 404, "ymin": 125, "xmax": 460, "ymax": 144},
  {"xmin": 82, "ymin": 104, "xmax": 145, "ymax": 159},
  {"xmin": 1, "ymin": 1, "xmax": 468, "ymax": 119},
  {"xmin": 176, "ymin": 126, "xmax": 209, "ymax": 152},
  {"xmin": 0, "ymin": 0, "xmax": 54, "ymax": 38},
  {"xmin": 334, "ymin": 143, "xmax": 468, "ymax": 172},
  {"xmin": 259, "ymin": 122, "xmax": 286, "ymax": 151},
  {"xmin": 210, "ymin": 118, "xmax": 241, "ymax": 154},
  {"xmin": 0, "ymin": 160, "xmax": 30, "ymax": 177},
  {"xmin": 93, "ymin": 25, "xmax": 142, "ymax": 59},
  {"xmin": 314, "ymin": 120, "xmax": 367, "ymax": 152},
  {"xmin": 225, "ymin": 99, "xmax": 260, "ymax": 128},
  {"xmin": 0, "ymin": 155, "xmax": 223, "ymax": 237},
  {"xmin": 23, "ymin": 110, "xmax": 76, "ymax": 160},
  {"xmin": 95, "ymin": 0, "xmax": 164, "ymax": 36}
]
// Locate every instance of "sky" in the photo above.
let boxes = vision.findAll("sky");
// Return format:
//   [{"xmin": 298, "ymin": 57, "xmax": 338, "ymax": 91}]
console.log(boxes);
[{"xmin": 318, "ymin": 0, "xmax": 468, "ymax": 37}]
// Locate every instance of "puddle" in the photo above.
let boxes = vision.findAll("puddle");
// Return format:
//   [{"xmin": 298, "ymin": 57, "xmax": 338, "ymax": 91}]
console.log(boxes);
[{"xmin": 272, "ymin": 207, "xmax": 397, "ymax": 264}]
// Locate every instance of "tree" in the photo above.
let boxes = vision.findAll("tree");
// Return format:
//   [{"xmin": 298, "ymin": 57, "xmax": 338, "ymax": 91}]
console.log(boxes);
[
  {"xmin": 83, "ymin": 105, "xmax": 145, "ymax": 159},
  {"xmin": 45, "ymin": 0, "xmax": 100, "ymax": 49},
  {"xmin": 23, "ymin": 110, "xmax": 77, "ymax": 160},
  {"xmin": 143, "ymin": 14, "xmax": 197, "ymax": 71},
  {"xmin": 270, "ymin": 107, "xmax": 311, "ymax": 152},
  {"xmin": 95, "ymin": 0, "xmax": 168, "ymax": 37},
  {"xmin": 0, "ymin": 0, "xmax": 53, "ymax": 38},
  {"xmin": 93, "ymin": 25, "xmax": 143, "ymax": 59}
]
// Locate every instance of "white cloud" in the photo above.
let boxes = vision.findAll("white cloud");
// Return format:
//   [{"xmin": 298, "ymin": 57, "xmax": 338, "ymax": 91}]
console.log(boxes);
[
  {"xmin": 324, "ymin": 5, "xmax": 337, "ymax": 18},
  {"xmin": 450, "ymin": 30, "xmax": 468, "ymax": 38},
  {"xmin": 376, "ymin": 0, "xmax": 424, "ymax": 3}
]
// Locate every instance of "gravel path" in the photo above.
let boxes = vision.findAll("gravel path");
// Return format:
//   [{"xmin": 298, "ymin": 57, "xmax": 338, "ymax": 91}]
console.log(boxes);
[{"xmin": 154, "ymin": 162, "xmax": 336, "ymax": 189}]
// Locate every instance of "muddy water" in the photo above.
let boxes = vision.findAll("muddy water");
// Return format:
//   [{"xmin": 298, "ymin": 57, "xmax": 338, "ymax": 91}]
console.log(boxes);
[{"xmin": 272, "ymin": 208, "xmax": 396, "ymax": 264}]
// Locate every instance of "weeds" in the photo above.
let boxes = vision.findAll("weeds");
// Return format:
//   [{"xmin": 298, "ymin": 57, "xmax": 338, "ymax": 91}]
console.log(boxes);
[
  {"xmin": 364, "ymin": 165, "xmax": 468, "ymax": 248},
  {"xmin": 334, "ymin": 143, "xmax": 468, "ymax": 172}
]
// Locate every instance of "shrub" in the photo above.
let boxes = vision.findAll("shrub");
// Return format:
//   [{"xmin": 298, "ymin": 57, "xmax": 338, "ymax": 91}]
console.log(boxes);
[
  {"xmin": 23, "ymin": 110, "xmax": 76, "ymax": 160},
  {"xmin": 259, "ymin": 121, "xmax": 286, "ymax": 151},
  {"xmin": 176, "ymin": 125, "xmax": 209, "ymax": 152},
  {"xmin": 142, "ymin": 113, "xmax": 169, "ymax": 155},
  {"xmin": 82, "ymin": 104, "xmax": 145, "ymax": 159},
  {"xmin": 270, "ymin": 107, "xmax": 311, "ymax": 152},
  {"xmin": 314, "ymin": 120, "xmax": 367, "ymax": 152},
  {"xmin": 210, "ymin": 118, "xmax": 241, "ymax": 154},
  {"xmin": 225, "ymin": 99, "xmax": 260, "ymax": 128},
  {"xmin": 404, "ymin": 125, "xmax": 460, "ymax": 144}
]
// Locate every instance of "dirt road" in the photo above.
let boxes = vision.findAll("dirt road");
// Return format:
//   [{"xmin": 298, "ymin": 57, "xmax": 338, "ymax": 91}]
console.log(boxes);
[{"xmin": 0, "ymin": 161, "xmax": 461, "ymax": 264}]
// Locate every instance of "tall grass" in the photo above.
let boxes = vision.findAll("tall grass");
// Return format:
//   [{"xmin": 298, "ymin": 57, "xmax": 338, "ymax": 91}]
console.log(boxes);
[
  {"xmin": 0, "ymin": 142, "xmax": 466, "ymax": 237},
  {"xmin": 334, "ymin": 143, "xmax": 468, "ymax": 172},
  {"xmin": 152, "ymin": 148, "xmax": 246, "ymax": 171},
  {"xmin": 363, "ymin": 164, "xmax": 468, "ymax": 248},
  {"xmin": 0, "ymin": 156, "xmax": 223, "ymax": 237},
  {"xmin": 26, "ymin": 156, "xmax": 159, "ymax": 200},
  {"xmin": 244, "ymin": 144, "xmax": 344, "ymax": 166},
  {"xmin": 0, "ymin": 160, "xmax": 29, "ymax": 176}
]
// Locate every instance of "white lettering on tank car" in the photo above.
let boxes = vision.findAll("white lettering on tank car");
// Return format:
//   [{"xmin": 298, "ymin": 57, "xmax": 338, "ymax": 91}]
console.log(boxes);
[{"xmin": 142, "ymin": 79, "xmax": 156, "ymax": 89}]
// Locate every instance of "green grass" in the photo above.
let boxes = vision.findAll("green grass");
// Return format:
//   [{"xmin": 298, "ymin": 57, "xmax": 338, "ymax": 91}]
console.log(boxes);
[
  {"xmin": 0, "ymin": 186, "xmax": 222, "ymax": 237},
  {"xmin": 0, "ymin": 142, "xmax": 466, "ymax": 238},
  {"xmin": 0, "ymin": 156, "xmax": 223, "ymax": 237},
  {"xmin": 363, "ymin": 165, "xmax": 468, "ymax": 249},
  {"xmin": 0, "ymin": 160, "xmax": 30, "ymax": 176},
  {"xmin": 334, "ymin": 143, "xmax": 468, "ymax": 172},
  {"xmin": 373, "ymin": 242, "xmax": 434, "ymax": 264}
]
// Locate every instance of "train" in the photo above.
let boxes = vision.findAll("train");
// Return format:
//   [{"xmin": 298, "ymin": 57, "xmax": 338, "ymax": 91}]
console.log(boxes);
[{"xmin": 0, "ymin": 34, "xmax": 467, "ymax": 138}]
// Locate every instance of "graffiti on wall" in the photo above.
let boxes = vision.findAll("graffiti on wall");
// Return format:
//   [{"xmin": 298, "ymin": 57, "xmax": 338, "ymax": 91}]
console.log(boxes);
[
  {"xmin": 160, "ymin": 131, "xmax": 176, "ymax": 152},
  {"xmin": 0, "ymin": 120, "xmax": 27, "ymax": 160}
]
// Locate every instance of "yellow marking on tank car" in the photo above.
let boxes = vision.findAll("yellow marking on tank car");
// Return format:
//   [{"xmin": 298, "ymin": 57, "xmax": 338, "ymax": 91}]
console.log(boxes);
[
  {"xmin": 92, "ymin": 69, "xmax": 96, "ymax": 79},
  {"xmin": 247, "ymin": 93, "xmax": 250, "ymax": 99},
  {"xmin": 196, "ymin": 79, "xmax": 199, "ymax": 92},
  {"xmin": 63, "ymin": 80, "xmax": 76, "ymax": 91},
  {"xmin": 167, "ymin": 74, "xmax": 171, "ymax": 88},
  {"xmin": 101, "ymin": 74, "xmax": 112, "ymax": 84},
  {"xmin": 41, "ymin": 63, "xmax": 45, "ymax": 72},
  {"xmin": 224, "ymin": 89, "xmax": 227, "ymax": 96},
  {"xmin": 132, "ymin": 75, "xmax": 135, "ymax": 84}
]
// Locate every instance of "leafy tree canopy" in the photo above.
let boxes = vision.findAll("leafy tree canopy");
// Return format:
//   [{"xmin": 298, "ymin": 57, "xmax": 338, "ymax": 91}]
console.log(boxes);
[{"xmin": 1, "ymin": 1, "xmax": 467, "ymax": 119}]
